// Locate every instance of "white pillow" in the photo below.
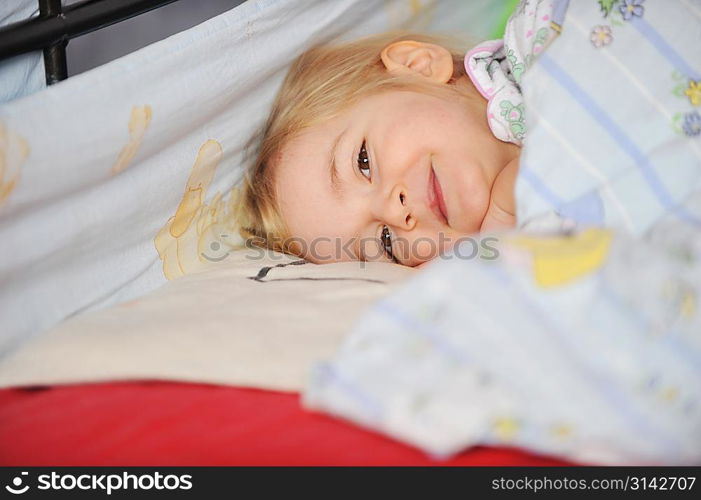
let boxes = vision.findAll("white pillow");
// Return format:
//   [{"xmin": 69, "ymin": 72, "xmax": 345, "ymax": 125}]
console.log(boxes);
[{"xmin": 0, "ymin": 249, "xmax": 414, "ymax": 391}]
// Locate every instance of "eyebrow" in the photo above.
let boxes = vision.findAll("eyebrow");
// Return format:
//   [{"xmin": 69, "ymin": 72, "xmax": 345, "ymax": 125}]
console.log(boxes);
[{"xmin": 329, "ymin": 128, "xmax": 346, "ymax": 196}]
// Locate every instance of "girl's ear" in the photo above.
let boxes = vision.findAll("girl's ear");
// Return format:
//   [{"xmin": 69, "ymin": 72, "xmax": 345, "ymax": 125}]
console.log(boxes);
[{"xmin": 380, "ymin": 40, "xmax": 454, "ymax": 83}]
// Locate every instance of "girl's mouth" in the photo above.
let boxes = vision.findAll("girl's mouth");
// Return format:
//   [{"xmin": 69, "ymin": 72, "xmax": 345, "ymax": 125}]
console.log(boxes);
[{"xmin": 428, "ymin": 167, "xmax": 449, "ymax": 225}]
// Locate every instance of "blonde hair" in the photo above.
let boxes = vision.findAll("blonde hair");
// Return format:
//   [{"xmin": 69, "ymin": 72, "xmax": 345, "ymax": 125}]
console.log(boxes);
[{"xmin": 236, "ymin": 31, "xmax": 473, "ymax": 256}]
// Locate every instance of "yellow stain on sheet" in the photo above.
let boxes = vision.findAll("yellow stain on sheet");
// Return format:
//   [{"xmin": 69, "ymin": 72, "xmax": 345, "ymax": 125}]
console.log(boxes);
[
  {"xmin": 661, "ymin": 280, "xmax": 697, "ymax": 321},
  {"xmin": 511, "ymin": 229, "xmax": 613, "ymax": 288},
  {"xmin": 383, "ymin": 0, "xmax": 435, "ymax": 30},
  {"xmin": 680, "ymin": 291, "xmax": 696, "ymax": 319},
  {"xmin": 154, "ymin": 140, "xmax": 240, "ymax": 280},
  {"xmin": 661, "ymin": 386, "xmax": 679, "ymax": 403},
  {"xmin": 0, "ymin": 122, "xmax": 29, "ymax": 209},
  {"xmin": 111, "ymin": 105, "xmax": 152, "ymax": 175},
  {"xmin": 550, "ymin": 423, "xmax": 573, "ymax": 440},
  {"xmin": 493, "ymin": 417, "xmax": 520, "ymax": 441}
]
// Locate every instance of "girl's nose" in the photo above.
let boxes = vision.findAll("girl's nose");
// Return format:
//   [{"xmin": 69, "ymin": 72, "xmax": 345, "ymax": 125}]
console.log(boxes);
[{"xmin": 381, "ymin": 184, "xmax": 416, "ymax": 230}]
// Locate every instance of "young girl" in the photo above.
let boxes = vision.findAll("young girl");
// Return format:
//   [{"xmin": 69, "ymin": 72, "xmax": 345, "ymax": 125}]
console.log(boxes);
[{"xmin": 237, "ymin": 4, "xmax": 557, "ymax": 266}]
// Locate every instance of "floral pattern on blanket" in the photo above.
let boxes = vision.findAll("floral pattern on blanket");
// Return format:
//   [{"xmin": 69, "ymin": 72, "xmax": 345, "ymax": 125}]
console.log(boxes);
[
  {"xmin": 673, "ymin": 78, "xmax": 701, "ymax": 138},
  {"xmin": 590, "ymin": 0, "xmax": 700, "ymax": 140},
  {"xmin": 589, "ymin": 0, "xmax": 644, "ymax": 49}
]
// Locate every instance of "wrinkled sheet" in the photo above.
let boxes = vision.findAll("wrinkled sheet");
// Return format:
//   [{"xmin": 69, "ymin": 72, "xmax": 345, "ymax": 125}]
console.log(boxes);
[{"xmin": 303, "ymin": 0, "xmax": 701, "ymax": 465}]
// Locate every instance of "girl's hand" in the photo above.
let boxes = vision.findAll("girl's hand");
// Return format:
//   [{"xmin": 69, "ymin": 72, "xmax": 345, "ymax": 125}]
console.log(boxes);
[{"xmin": 479, "ymin": 157, "xmax": 519, "ymax": 232}]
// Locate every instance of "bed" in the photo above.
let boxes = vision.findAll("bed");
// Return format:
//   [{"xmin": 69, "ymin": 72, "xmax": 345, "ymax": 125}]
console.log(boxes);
[
  {"xmin": 0, "ymin": 0, "xmax": 566, "ymax": 466},
  {"xmin": 0, "ymin": 245, "xmax": 575, "ymax": 466}
]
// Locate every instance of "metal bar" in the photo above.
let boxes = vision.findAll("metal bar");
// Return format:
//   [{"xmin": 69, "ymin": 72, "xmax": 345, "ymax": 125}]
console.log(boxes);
[
  {"xmin": 43, "ymin": 42, "xmax": 68, "ymax": 84},
  {"xmin": 0, "ymin": 0, "xmax": 180, "ymax": 61},
  {"xmin": 40, "ymin": 0, "xmax": 68, "ymax": 85}
]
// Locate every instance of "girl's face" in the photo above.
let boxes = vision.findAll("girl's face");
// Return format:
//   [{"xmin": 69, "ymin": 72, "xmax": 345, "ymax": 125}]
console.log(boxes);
[{"xmin": 273, "ymin": 82, "xmax": 517, "ymax": 266}]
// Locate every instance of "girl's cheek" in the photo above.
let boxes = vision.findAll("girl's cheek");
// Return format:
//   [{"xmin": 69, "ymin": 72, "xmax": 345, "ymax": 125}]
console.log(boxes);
[{"xmin": 412, "ymin": 238, "xmax": 441, "ymax": 263}]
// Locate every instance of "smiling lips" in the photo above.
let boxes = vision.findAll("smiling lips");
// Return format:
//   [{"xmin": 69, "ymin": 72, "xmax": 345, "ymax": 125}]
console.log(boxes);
[{"xmin": 428, "ymin": 167, "xmax": 449, "ymax": 225}]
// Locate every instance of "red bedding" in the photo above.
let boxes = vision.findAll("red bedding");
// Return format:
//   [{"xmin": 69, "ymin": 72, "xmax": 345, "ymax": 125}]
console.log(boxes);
[{"xmin": 0, "ymin": 381, "xmax": 574, "ymax": 466}]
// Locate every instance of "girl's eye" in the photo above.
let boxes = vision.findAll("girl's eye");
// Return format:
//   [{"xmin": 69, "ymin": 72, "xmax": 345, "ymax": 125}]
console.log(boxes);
[
  {"xmin": 381, "ymin": 225, "xmax": 397, "ymax": 262},
  {"xmin": 357, "ymin": 141, "xmax": 371, "ymax": 179}
]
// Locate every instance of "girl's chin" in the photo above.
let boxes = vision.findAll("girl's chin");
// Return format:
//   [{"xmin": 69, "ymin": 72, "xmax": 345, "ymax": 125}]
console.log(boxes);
[
  {"xmin": 447, "ymin": 215, "xmax": 483, "ymax": 236},
  {"xmin": 446, "ymin": 190, "xmax": 491, "ymax": 234}
]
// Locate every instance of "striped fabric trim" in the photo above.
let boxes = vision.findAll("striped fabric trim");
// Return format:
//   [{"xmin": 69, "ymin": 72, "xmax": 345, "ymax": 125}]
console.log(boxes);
[
  {"xmin": 630, "ymin": 16, "xmax": 701, "ymax": 81},
  {"xmin": 538, "ymin": 53, "xmax": 701, "ymax": 227},
  {"xmin": 529, "ymin": 108, "xmax": 635, "ymax": 231}
]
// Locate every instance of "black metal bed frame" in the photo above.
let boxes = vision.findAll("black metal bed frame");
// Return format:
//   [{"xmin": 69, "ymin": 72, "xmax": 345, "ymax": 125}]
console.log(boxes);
[{"xmin": 0, "ymin": 0, "xmax": 181, "ymax": 85}]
